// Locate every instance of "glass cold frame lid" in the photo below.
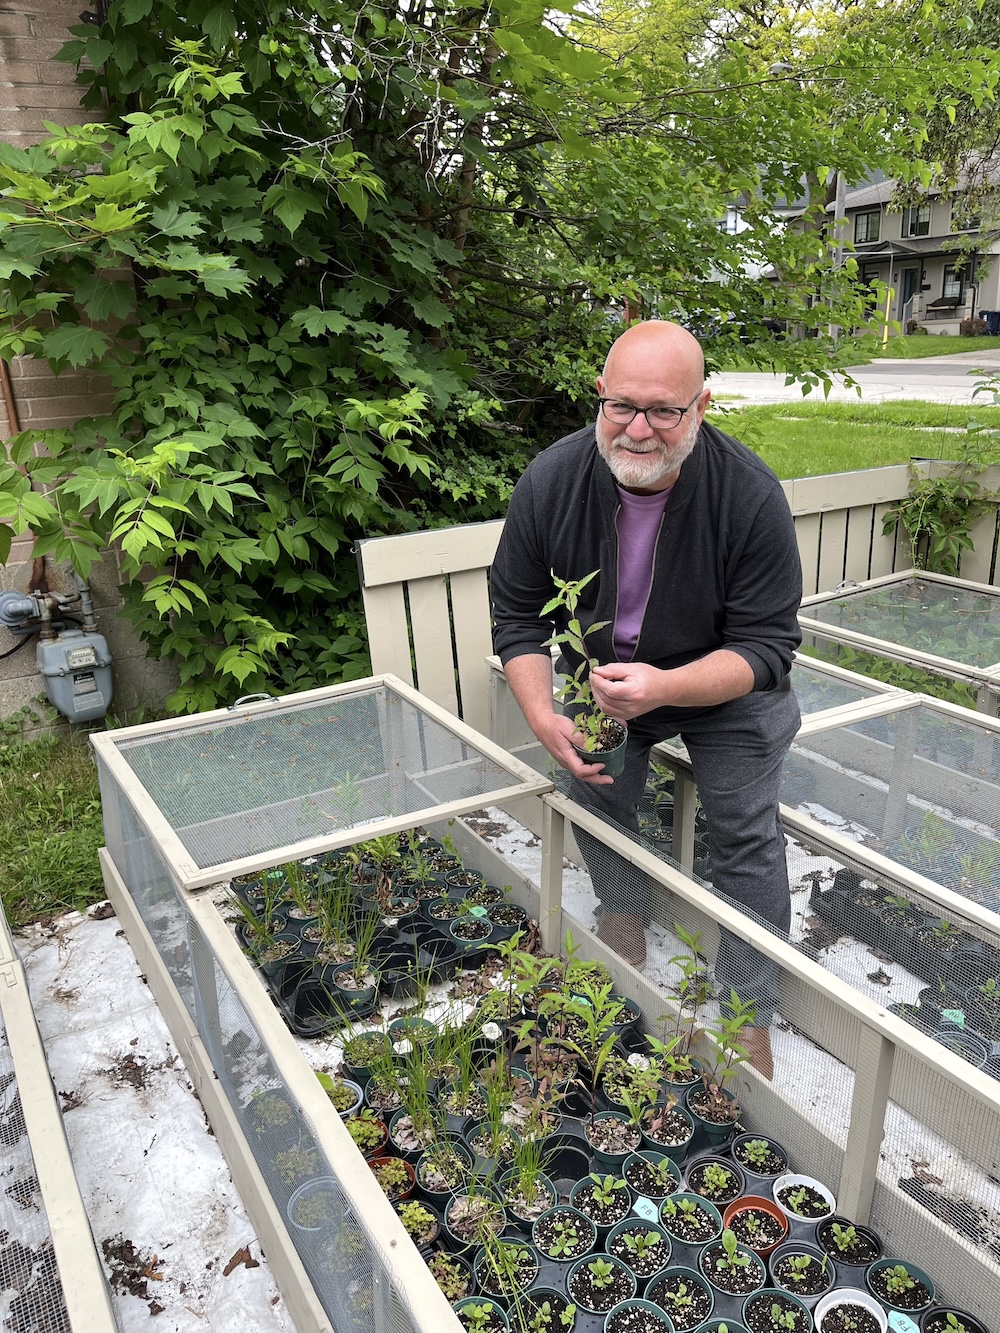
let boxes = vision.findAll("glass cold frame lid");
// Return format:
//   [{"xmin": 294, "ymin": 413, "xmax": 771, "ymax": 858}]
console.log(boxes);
[
  {"xmin": 804, "ymin": 577, "xmax": 1000, "ymax": 669},
  {"xmin": 110, "ymin": 684, "xmax": 520, "ymax": 868}
]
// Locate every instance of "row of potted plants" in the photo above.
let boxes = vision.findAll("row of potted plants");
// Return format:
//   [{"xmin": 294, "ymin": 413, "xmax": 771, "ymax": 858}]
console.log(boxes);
[
  {"xmin": 229, "ymin": 832, "xmax": 530, "ymax": 1032},
  {"xmin": 809, "ymin": 867, "xmax": 1000, "ymax": 997},
  {"xmin": 232, "ymin": 837, "xmax": 985, "ymax": 1333}
]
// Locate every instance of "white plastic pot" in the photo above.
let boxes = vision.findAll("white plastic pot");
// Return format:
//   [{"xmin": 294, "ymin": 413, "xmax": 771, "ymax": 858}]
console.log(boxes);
[{"xmin": 814, "ymin": 1288, "xmax": 888, "ymax": 1333}]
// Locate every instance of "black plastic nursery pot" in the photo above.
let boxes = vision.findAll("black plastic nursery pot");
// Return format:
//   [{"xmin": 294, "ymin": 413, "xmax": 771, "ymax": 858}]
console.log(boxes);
[
  {"xmin": 684, "ymin": 1155, "xmax": 746, "ymax": 1209},
  {"xmin": 572, "ymin": 721, "xmax": 628, "ymax": 780},
  {"xmin": 814, "ymin": 1216, "xmax": 884, "ymax": 1289},
  {"xmin": 864, "ymin": 1258, "xmax": 936, "ymax": 1316},
  {"xmin": 729, "ymin": 1134, "xmax": 791, "ymax": 1197},
  {"xmin": 605, "ymin": 1218, "xmax": 673, "ymax": 1295},
  {"xmin": 603, "ymin": 1297, "xmax": 677, "ymax": 1333},
  {"xmin": 768, "ymin": 1240, "xmax": 836, "ymax": 1311},
  {"xmin": 741, "ymin": 1287, "xmax": 812, "ymax": 1333},
  {"xmin": 644, "ymin": 1264, "xmax": 715, "ymax": 1333},
  {"xmin": 658, "ymin": 1193, "xmax": 724, "ymax": 1271},
  {"xmin": 698, "ymin": 1236, "xmax": 767, "ymax": 1321},
  {"xmin": 920, "ymin": 1306, "xmax": 990, "ymax": 1333}
]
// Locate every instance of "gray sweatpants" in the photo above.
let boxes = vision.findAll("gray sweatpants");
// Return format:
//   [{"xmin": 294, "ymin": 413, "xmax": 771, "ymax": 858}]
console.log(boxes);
[{"xmin": 566, "ymin": 682, "xmax": 801, "ymax": 1027}]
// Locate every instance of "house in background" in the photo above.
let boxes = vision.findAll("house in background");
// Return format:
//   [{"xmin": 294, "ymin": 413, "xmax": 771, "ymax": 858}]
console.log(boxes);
[{"xmin": 837, "ymin": 173, "xmax": 1000, "ymax": 334}]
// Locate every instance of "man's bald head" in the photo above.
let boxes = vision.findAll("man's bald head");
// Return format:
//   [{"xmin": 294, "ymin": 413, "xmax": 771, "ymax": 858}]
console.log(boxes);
[
  {"xmin": 602, "ymin": 320, "xmax": 705, "ymax": 396},
  {"xmin": 594, "ymin": 319, "xmax": 711, "ymax": 493}
]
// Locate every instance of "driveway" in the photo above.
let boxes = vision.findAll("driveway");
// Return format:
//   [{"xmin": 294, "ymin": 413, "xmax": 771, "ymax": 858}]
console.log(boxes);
[{"xmin": 709, "ymin": 347, "xmax": 1000, "ymax": 405}]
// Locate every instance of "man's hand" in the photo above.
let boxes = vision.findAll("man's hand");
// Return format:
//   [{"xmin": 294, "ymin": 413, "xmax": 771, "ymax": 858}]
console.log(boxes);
[
  {"xmin": 502, "ymin": 652, "xmax": 615, "ymax": 783},
  {"xmin": 591, "ymin": 651, "xmax": 757, "ymax": 718},
  {"xmin": 534, "ymin": 711, "xmax": 615, "ymax": 785},
  {"xmin": 590, "ymin": 662, "xmax": 666, "ymax": 721}
]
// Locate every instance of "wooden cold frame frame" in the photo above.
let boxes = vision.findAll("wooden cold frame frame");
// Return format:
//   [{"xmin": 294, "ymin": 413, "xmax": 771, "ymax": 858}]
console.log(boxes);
[
  {"xmin": 799, "ymin": 569, "xmax": 1000, "ymax": 715},
  {"xmin": 0, "ymin": 907, "xmax": 119, "ymax": 1333},
  {"xmin": 90, "ymin": 673, "xmax": 551, "ymax": 893}
]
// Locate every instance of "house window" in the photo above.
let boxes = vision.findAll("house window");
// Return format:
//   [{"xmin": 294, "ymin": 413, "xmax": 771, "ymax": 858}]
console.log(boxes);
[
  {"xmin": 903, "ymin": 204, "xmax": 930, "ymax": 237},
  {"xmin": 854, "ymin": 211, "xmax": 880, "ymax": 243},
  {"xmin": 951, "ymin": 199, "xmax": 980, "ymax": 231},
  {"xmin": 943, "ymin": 264, "xmax": 966, "ymax": 300}
]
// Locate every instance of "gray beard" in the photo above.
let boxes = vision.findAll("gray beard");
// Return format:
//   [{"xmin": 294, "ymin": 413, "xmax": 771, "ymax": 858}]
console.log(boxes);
[{"xmin": 595, "ymin": 414, "xmax": 699, "ymax": 489}]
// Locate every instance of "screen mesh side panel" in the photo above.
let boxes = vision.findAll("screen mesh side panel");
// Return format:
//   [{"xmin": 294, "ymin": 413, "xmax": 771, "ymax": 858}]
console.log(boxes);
[
  {"xmin": 0, "ymin": 1014, "xmax": 71, "ymax": 1333},
  {"xmin": 558, "ymin": 773, "xmax": 1000, "ymax": 1320},
  {"xmin": 185, "ymin": 915, "xmax": 417, "ymax": 1333},
  {"xmin": 97, "ymin": 758, "xmax": 197, "ymax": 1020}
]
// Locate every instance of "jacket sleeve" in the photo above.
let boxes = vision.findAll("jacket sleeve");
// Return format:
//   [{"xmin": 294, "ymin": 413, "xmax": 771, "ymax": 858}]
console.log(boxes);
[
  {"xmin": 490, "ymin": 467, "xmax": 559, "ymax": 666},
  {"xmin": 721, "ymin": 484, "xmax": 802, "ymax": 690}
]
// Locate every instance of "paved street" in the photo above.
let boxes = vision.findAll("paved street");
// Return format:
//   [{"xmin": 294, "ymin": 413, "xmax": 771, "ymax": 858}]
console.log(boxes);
[{"xmin": 709, "ymin": 347, "xmax": 1000, "ymax": 405}]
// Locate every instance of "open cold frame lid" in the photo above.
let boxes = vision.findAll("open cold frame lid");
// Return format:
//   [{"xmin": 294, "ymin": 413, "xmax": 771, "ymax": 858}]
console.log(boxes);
[
  {"xmin": 91, "ymin": 675, "xmax": 552, "ymax": 891},
  {"xmin": 799, "ymin": 569, "xmax": 1000, "ymax": 690}
]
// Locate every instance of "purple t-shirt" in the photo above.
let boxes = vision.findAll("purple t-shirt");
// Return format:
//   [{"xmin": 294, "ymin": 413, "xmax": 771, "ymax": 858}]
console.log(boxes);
[{"xmin": 613, "ymin": 484, "xmax": 673, "ymax": 661}]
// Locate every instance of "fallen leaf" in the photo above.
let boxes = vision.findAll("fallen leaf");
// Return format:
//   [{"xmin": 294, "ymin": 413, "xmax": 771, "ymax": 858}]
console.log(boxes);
[{"xmin": 224, "ymin": 1245, "xmax": 259, "ymax": 1276}]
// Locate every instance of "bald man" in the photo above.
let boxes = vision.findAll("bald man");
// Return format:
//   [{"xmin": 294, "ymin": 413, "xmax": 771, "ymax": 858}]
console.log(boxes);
[{"xmin": 491, "ymin": 320, "xmax": 802, "ymax": 1079}]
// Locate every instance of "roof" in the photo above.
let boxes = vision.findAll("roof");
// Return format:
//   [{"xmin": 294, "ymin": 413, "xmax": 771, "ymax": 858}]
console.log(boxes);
[{"xmin": 853, "ymin": 232, "xmax": 1000, "ymax": 261}]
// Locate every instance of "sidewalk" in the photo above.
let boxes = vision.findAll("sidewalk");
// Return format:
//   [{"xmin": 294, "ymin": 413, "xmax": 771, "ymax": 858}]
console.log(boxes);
[{"xmin": 709, "ymin": 347, "xmax": 1000, "ymax": 406}]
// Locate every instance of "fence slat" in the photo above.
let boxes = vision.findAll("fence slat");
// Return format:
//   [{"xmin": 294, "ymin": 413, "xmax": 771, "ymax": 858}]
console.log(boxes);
[
  {"xmin": 818, "ymin": 508, "xmax": 849, "ymax": 592},
  {"xmin": 407, "ymin": 575, "xmax": 459, "ymax": 714},
  {"xmin": 795, "ymin": 512, "xmax": 821, "ymax": 595},
  {"xmin": 844, "ymin": 504, "xmax": 875, "ymax": 582},
  {"xmin": 362, "ymin": 583, "xmax": 414, "ymax": 684},
  {"xmin": 449, "ymin": 568, "xmax": 494, "ymax": 735}
]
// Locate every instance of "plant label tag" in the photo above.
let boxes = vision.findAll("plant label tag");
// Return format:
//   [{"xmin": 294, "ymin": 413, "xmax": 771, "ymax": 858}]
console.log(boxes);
[
  {"xmin": 632, "ymin": 1196, "xmax": 659, "ymax": 1222},
  {"xmin": 888, "ymin": 1315, "xmax": 919, "ymax": 1333},
  {"xmin": 469, "ymin": 905, "xmax": 489, "ymax": 919},
  {"xmin": 941, "ymin": 1009, "xmax": 966, "ymax": 1027}
]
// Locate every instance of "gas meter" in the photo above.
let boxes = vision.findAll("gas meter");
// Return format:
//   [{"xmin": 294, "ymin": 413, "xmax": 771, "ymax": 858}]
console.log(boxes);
[{"xmin": 0, "ymin": 587, "xmax": 113, "ymax": 722}]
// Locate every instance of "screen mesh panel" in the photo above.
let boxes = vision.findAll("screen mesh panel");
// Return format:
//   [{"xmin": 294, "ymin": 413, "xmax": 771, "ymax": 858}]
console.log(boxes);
[
  {"xmin": 186, "ymin": 915, "xmax": 414, "ymax": 1333},
  {"xmin": 790, "ymin": 658, "xmax": 890, "ymax": 713},
  {"xmin": 805, "ymin": 576, "xmax": 1000, "ymax": 670},
  {"xmin": 783, "ymin": 704, "xmax": 1000, "ymax": 914},
  {"xmin": 108, "ymin": 687, "xmax": 516, "ymax": 871},
  {"xmin": 555, "ymin": 780, "xmax": 1000, "ymax": 1322},
  {"xmin": 0, "ymin": 1016, "xmax": 72, "ymax": 1333},
  {"xmin": 97, "ymin": 759, "xmax": 197, "ymax": 1020}
]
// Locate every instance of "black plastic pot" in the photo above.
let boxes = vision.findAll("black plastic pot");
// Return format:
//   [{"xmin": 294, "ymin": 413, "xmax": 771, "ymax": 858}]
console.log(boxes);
[{"xmin": 814, "ymin": 1216, "xmax": 884, "ymax": 1289}]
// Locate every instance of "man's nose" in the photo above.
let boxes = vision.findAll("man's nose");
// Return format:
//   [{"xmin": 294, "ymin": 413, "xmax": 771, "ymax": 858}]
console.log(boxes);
[{"xmin": 625, "ymin": 410, "xmax": 654, "ymax": 440}]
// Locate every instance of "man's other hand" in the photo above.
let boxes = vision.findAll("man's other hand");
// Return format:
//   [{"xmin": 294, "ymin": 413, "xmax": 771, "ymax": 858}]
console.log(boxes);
[{"xmin": 590, "ymin": 662, "xmax": 665, "ymax": 721}]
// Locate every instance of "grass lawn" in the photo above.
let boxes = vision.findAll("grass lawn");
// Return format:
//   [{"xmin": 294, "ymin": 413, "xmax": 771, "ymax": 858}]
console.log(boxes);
[
  {"xmin": 847, "ymin": 333, "xmax": 1000, "ymax": 362},
  {"xmin": 708, "ymin": 397, "xmax": 1000, "ymax": 478},
  {"xmin": 0, "ymin": 729, "xmax": 106, "ymax": 927}
]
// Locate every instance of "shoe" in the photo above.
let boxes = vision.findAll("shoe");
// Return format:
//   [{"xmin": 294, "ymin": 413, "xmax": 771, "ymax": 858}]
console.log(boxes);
[
  {"xmin": 596, "ymin": 913, "xmax": 646, "ymax": 969},
  {"xmin": 741, "ymin": 1025, "xmax": 774, "ymax": 1081}
]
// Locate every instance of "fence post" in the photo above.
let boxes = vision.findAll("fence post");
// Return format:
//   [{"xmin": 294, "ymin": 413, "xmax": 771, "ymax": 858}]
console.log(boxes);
[
  {"xmin": 540, "ymin": 799, "xmax": 565, "ymax": 954},
  {"xmin": 838, "ymin": 1023, "xmax": 895, "ymax": 1222}
]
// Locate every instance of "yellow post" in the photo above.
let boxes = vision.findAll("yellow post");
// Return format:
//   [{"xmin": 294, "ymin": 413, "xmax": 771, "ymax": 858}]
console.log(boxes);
[{"xmin": 881, "ymin": 284, "xmax": 895, "ymax": 348}]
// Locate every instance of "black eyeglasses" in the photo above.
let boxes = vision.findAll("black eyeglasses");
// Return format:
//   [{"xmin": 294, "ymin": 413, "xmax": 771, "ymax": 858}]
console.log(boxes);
[{"xmin": 598, "ymin": 393, "xmax": 702, "ymax": 429}]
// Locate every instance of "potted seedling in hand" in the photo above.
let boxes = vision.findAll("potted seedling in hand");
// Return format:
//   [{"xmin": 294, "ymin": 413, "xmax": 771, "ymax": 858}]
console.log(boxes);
[{"xmin": 542, "ymin": 570, "xmax": 627, "ymax": 776}]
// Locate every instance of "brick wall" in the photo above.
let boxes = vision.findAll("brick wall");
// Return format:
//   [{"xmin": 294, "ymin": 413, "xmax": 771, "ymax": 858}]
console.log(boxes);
[{"xmin": 0, "ymin": 3, "xmax": 176, "ymax": 724}]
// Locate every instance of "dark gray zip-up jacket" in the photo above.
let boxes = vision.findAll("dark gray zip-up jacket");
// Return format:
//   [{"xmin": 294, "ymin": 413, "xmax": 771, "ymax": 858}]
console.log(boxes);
[{"xmin": 490, "ymin": 422, "xmax": 802, "ymax": 703}]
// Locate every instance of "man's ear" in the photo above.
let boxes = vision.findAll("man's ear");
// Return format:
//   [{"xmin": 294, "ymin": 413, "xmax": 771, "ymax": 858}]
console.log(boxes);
[{"xmin": 596, "ymin": 376, "xmax": 604, "ymax": 396}]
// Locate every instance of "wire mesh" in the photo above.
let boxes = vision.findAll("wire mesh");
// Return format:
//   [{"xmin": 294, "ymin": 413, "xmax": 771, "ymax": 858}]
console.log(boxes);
[
  {"xmin": 96, "ymin": 764, "xmax": 197, "ymax": 1020},
  {"xmin": 0, "ymin": 1016, "xmax": 71, "ymax": 1333},
  {"xmin": 186, "ymin": 913, "xmax": 415, "ymax": 1333},
  {"xmin": 107, "ymin": 686, "xmax": 517, "ymax": 872},
  {"xmin": 785, "ymin": 703, "xmax": 1000, "ymax": 914},
  {"xmin": 804, "ymin": 576, "xmax": 1000, "ymax": 670},
  {"xmin": 556, "ymin": 778, "xmax": 1000, "ymax": 1322},
  {"xmin": 789, "ymin": 658, "xmax": 893, "ymax": 713}
]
